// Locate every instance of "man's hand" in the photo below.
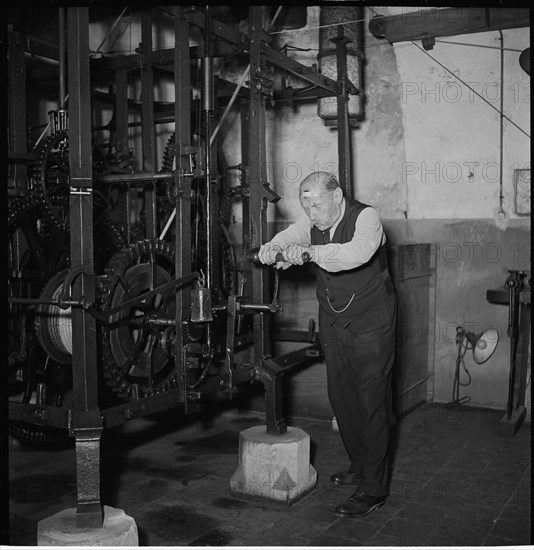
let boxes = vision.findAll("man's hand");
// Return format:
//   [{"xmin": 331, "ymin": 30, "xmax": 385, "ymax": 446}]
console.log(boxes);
[
  {"xmin": 257, "ymin": 242, "xmax": 291, "ymax": 270},
  {"xmin": 283, "ymin": 244, "xmax": 314, "ymax": 265}
]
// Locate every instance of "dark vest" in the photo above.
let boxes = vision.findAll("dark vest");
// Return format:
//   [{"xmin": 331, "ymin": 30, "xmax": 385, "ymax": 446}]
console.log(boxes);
[{"xmin": 310, "ymin": 197, "xmax": 394, "ymax": 325}]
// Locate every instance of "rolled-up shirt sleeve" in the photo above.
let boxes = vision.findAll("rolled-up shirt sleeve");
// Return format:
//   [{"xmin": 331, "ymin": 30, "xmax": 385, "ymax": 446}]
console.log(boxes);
[
  {"xmin": 314, "ymin": 207, "xmax": 385, "ymax": 273},
  {"xmin": 267, "ymin": 214, "xmax": 312, "ymax": 249}
]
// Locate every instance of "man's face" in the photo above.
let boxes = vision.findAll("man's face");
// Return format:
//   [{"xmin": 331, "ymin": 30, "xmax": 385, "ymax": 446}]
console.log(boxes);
[{"xmin": 299, "ymin": 184, "xmax": 341, "ymax": 231}]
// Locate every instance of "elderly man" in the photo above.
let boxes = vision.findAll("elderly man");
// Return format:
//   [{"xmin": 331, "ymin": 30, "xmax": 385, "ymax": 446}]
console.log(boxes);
[{"xmin": 258, "ymin": 171, "xmax": 397, "ymax": 518}]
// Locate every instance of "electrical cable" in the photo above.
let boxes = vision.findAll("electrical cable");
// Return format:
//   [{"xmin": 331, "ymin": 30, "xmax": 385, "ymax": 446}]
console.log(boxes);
[
  {"xmin": 270, "ymin": 16, "xmax": 367, "ymax": 35},
  {"xmin": 497, "ymin": 30, "xmax": 506, "ymax": 219},
  {"xmin": 435, "ymin": 39, "xmax": 523, "ymax": 53},
  {"xmin": 447, "ymin": 330, "xmax": 472, "ymax": 407},
  {"xmin": 409, "ymin": 40, "xmax": 530, "ymax": 139}
]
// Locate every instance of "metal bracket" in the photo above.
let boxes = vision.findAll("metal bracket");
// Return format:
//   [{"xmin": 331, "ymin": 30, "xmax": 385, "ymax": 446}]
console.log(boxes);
[
  {"xmin": 58, "ymin": 265, "xmax": 95, "ymax": 309},
  {"xmin": 262, "ymin": 181, "xmax": 280, "ymax": 203},
  {"xmin": 178, "ymin": 145, "xmax": 203, "ymax": 177},
  {"xmin": 256, "ymin": 356, "xmax": 286, "ymax": 435}
]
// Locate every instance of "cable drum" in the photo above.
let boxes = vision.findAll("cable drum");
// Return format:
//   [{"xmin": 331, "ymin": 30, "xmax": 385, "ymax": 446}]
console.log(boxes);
[{"xmin": 35, "ymin": 270, "xmax": 73, "ymax": 364}]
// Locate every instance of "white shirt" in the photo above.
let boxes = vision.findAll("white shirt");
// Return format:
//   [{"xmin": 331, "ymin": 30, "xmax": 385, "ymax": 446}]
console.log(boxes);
[{"xmin": 269, "ymin": 199, "xmax": 386, "ymax": 273}]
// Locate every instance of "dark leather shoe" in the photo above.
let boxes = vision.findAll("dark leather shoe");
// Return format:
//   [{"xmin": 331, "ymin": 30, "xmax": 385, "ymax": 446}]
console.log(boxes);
[
  {"xmin": 329, "ymin": 471, "xmax": 361, "ymax": 485},
  {"xmin": 334, "ymin": 491, "xmax": 386, "ymax": 518}
]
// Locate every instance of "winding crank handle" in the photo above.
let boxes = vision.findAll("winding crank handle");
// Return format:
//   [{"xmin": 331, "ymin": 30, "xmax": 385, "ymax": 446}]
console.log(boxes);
[{"xmin": 247, "ymin": 247, "xmax": 310, "ymax": 265}]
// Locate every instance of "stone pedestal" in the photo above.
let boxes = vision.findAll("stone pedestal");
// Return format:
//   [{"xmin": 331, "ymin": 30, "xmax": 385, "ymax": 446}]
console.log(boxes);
[
  {"xmin": 38, "ymin": 506, "xmax": 138, "ymax": 546},
  {"xmin": 230, "ymin": 425, "xmax": 317, "ymax": 504}
]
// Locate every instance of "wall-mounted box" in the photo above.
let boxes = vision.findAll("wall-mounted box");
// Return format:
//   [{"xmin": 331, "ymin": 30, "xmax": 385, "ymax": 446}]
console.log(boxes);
[{"xmin": 514, "ymin": 169, "xmax": 530, "ymax": 216}]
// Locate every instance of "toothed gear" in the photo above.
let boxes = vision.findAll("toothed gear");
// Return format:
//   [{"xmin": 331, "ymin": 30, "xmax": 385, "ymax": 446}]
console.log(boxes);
[
  {"xmin": 28, "ymin": 130, "xmax": 70, "ymax": 231},
  {"xmin": 9, "ymin": 421, "xmax": 70, "ymax": 446},
  {"xmin": 27, "ymin": 130, "xmax": 125, "ymax": 238},
  {"xmin": 98, "ymin": 239, "xmax": 182, "ymax": 400}
]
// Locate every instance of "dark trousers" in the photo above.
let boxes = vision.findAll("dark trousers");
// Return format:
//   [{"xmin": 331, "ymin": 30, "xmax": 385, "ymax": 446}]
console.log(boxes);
[{"xmin": 320, "ymin": 292, "xmax": 397, "ymax": 497}]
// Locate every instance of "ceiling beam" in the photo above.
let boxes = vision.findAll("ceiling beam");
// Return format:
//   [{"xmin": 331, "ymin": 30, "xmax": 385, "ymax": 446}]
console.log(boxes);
[{"xmin": 369, "ymin": 8, "xmax": 530, "ymax": 47}]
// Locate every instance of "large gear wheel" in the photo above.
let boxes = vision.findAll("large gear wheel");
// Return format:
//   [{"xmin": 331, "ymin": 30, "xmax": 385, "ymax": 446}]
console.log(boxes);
[
  {"xmin": 8, "ymin": 189, "xmax": 126, "ymax": 443},
  {"xmin": 98, "ymin": 239, "xmax": 181, "ymax": 400}
]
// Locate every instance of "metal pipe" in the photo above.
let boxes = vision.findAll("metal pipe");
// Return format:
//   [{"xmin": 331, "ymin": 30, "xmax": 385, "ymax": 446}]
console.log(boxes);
[
  {"xmin": 94, "ymin": 172, "xmax": 173, "ymax": 184},
  {"xmin": 498, "ymin": 30, "xmax": 506, "ymax": 220},
  {"xmin": 202, "ymin": 57, "xmax": 214, "ymax": 113}
]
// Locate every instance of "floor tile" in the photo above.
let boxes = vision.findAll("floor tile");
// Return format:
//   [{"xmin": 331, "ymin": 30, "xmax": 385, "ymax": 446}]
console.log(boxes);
[
  {"xmin": 320, "ymin": 518, "xmax": 379, "ymax": 545},
  {"xmin": 430, "ymin": 516, "xmax": 498, "ymax": 545},
  {"xmin": 7, "ymin": 404, "xmax": 531, "ymax": 547},
  {"xmin": 490, "ymin": 518, "xmax": 531, "ymax": 543}
]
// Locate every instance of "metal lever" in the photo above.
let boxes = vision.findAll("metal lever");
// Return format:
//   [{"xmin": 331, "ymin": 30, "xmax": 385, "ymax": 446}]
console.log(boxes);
[{"xmin": 246, "ymin": 247, "xmax": 311, "ymax": 265}]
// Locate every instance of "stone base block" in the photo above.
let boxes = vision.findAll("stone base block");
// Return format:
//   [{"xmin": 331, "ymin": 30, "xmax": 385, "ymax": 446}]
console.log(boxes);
[
  {"xmin": 38, "ymin": 506, "xmax": 138, "ymax": 546},
  {"xmin": 230, "ymin": 425, "xmax": 317, "ymax": 504}
]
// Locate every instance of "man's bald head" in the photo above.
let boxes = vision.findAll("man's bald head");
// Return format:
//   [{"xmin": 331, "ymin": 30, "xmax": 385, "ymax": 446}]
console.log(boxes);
[
  {"xmin": 299, "ymin": 172, "xmax": 340, "ymax": 195},
  {"xmin": 298, "ymin": 172, "xmax": 343, "ymax": 230}
]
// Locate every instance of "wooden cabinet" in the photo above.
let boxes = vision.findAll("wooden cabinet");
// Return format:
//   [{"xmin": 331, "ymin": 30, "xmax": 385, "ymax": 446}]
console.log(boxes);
[{"xmin": 388, "ymin": 243, "xmax": 437, "ymax": 419}]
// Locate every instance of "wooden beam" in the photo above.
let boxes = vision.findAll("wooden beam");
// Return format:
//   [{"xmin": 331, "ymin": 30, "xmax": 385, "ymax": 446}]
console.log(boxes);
[{"xmin": 369, "ymin": 8, "xmax": 530, "ymax": 44}]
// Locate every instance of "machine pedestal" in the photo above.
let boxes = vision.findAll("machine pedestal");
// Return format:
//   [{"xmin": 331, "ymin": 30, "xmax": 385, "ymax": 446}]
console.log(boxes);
[
  {"xmin": 38, "ymin": 506, "xmax": 138, "ymax": 546},
  {"xmin": 499, "ymin": 405, "xmax": 527, "ymax": 437},
  {"xmin": 230, "ymin": 425, "xmax": 317, "ymax": 504}
]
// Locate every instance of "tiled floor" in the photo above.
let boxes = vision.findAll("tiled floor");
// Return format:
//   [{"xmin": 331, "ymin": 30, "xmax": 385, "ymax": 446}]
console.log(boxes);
[{"xmin": 6, "ymin": 402, "xmax": 531, "ymax": 547}]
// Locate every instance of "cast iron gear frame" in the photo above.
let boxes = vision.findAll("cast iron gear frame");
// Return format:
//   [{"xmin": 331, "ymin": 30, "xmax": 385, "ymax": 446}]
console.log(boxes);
[
  {"xmin": 159, "ymin": 131, "xmax": 237, "ymax": 299},
  {"xmin": 7, "ymin": 6, "xmax": 354, "ymax": 528}
]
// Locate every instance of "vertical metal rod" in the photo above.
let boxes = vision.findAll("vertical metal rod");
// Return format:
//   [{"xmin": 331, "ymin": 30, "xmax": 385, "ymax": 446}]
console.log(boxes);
[
  {"xmin": 202, "ymin": 6, "xmax": 215, "ymax": 354},
  {"xmin": 115, "ymin": 68, "xmax": 131, "ymax": 243},
  {"xmin": 67, "ymin": 6, "xmax": 103, "ymax": 529},
  {"xmin": 335, "ymin": 25, "xmax": 352, "ymax": 198},
  {"xmin": 203, "ymin": 7, "xmax": 213, "ymax": 290},
  {"xmin": 240, "ymin": 104, "xmax": 250, "ymax": 335},
  {"xmin": 497, "ymin": 30, "xmax": 505, "ymax": 218},
  {"xmin": 248, "ymin": 5, "xmax": 269, "ymax": 361},
  {"xmin": 174, "ymin": 7, "xmax": 193, "ymax": 412},
  {"xmin": 263, "ymin": 372, "xmax": 286, "ymax": 435},
  {"xmin": 141, "ymin": 12, "xmax": 157, "ymax": 239},
  {"xmin": 506, "ymin": 276, "xmax": 519, "ymax": 419},
  {"xmin": 58, "ymin": 8, "xmax": 66, "ymax": 110}
]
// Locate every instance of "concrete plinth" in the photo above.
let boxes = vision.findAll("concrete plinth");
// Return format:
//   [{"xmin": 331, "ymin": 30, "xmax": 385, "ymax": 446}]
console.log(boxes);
[
  {"xmin": 38, "ymin": 506, "xmax": 138, "ymax": 546},
  {"xmin": 230, "ymin": 425, "xmax": 317, "ymax": 504}
]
